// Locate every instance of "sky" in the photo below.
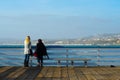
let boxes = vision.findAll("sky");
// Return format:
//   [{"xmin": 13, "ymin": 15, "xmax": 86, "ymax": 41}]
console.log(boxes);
[{"xmin": 0, "ymin": 0, "xmax": 120, "ymax": 40}]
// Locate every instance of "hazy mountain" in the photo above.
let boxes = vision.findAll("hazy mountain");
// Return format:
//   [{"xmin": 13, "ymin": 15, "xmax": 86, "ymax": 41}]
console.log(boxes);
[{"xmin": 0, "ymin": 33, "xmax": 120, "ymax": 45}]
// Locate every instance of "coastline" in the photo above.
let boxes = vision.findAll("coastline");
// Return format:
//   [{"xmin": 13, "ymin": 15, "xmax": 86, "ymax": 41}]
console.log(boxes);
[{"xmin": 0, "ymin": 44, "xmax": 120, "ymax": 48}]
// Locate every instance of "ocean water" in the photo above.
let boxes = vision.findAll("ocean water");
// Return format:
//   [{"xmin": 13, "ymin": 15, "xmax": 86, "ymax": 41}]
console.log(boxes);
[{"xmin": 0, "ymin": 45, "xmax": 120, "ymax": 66}]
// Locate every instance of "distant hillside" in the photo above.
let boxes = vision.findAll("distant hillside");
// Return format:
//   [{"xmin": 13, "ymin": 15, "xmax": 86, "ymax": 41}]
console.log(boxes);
[
  {"xmin": 45, "ymin": 33, "xmax": 120, "ymax": 45},
  {"xmin": 0, "ymin": 33, "xmax": 120, "ymax": 45},
  {"xmin": 78, "ymin": 33, "xmax": 120, "ymax": 45}
]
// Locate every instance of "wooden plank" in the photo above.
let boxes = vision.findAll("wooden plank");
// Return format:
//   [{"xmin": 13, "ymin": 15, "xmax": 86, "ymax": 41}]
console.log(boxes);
[
  {"xmin": 113, "ymin": 67, "xmax": 120, "ymax": 78},
  {"xmin": 68, "ymin": 67, "xmax": 78, "ymax": 80},
  {"xmin": 0, "ymin": 67, "xmax": 18, "ymax": 80},
  {"xmin": 75, "ymin": 67, "xmax": 87, "ymax": 80},
  {"xmin": 35, "ymin": 67, "xmax": 49, "ymax": 80},
  {"xmin": 82, "ymin": 68, "xmax": 96, "ymax": 80},
  {"xmin": 100, "ymin": 67, "xmax": 119, "ymax": 80},
  {"xmin": 0, "ymin": 67, "xmax": 13, "ymax": 73},
  {"xmin": 90, "ymin": 68, "xmax": 105, "ymax": 80},
  {"xmin": 44, "ymin": 67, "xmax": 54, "ymax": 80},
  {"xmin": 98, "ymin": 68, "xmax": 112, "ymax": 80},
  {"xmin": 61, "ymin": 67, "xmax": 69, "ymax": 80},
  {"xmin": 14, "ymin": 67, "xmax": 30, "ymax": 80},
  {"xmin": 52, "ymin": 67, "xmax": 61, "ymax": 80},
  {"xmin": 6, "ymin": 67, "xmax": 26, "ymax": 80},
  {"xmin": 1, "ymin": 66, "xmax": 120, "ymax": 80},
  {"xmin": 16, "ymin": 67, "xmax": 40, "ymax": 80},
  {"xmin": 114, "ymin": 68, "xmax": 120, "ymax": 80},
  {"xmin": 25, "ymin": 67, "xmax": 41, "ymax": 80}
]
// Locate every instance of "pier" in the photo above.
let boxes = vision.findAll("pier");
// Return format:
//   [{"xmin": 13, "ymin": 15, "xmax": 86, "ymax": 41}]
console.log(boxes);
[
  {"xmin": 1, "ymin": 45, "xmax": 120, "ymax": 79},
  {"xmin": 0, "ymin": 66, "xmax": 120, "ymax": 80}
]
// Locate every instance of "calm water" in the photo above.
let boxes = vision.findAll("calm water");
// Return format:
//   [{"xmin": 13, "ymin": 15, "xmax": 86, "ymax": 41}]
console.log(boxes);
[{"xmin": 0, "ymin": 45, "xmax": 120, "ymax": 66}]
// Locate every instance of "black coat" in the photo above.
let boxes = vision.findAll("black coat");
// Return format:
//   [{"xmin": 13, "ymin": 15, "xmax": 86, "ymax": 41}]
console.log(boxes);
[{"xmin": 36, "ymin": 42, "xmax": 47, "ymax": 58}]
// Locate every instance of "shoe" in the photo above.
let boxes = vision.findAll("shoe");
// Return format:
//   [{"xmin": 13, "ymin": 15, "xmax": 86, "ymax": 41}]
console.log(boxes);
[
  {"xmin": 36, "ymin": 64, "xmax": 40, "ymax": 67},
  {"xmin": 41, "ymin": 64, "xmax": 43, "ymax": 67}
]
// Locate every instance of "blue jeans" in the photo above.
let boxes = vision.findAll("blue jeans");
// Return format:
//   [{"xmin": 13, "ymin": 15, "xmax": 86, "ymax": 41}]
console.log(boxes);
[{"xmin": 24, "ymin": 54, "xmax": 30, "ymax": 66}]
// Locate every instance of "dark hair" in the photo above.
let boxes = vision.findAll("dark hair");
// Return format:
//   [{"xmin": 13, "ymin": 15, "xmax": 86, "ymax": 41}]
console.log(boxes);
[{"xmin": 38, "ymin": 39, "xmax": 42, "ymax": 42}]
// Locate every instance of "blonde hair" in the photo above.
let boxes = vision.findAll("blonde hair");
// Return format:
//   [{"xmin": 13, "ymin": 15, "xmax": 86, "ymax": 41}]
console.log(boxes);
[{"xmin": 25, "ymin": 36, "xmax": 30, "ymax": 44}]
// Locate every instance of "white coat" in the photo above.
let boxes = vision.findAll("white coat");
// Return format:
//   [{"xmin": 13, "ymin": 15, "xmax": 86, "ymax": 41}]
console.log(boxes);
[{"xmin": 24, "ymin": 41, "xmax": 31, "ymax": 54}]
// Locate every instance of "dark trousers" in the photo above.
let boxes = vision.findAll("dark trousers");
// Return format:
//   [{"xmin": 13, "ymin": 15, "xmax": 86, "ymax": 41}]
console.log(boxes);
[
  {"xmin": 24, "ymin": 54, "xmax": 30, "ymax": 67},
  {"xmin": 37, "ymin": 56, "xmax": 43, "ymax": 66}
]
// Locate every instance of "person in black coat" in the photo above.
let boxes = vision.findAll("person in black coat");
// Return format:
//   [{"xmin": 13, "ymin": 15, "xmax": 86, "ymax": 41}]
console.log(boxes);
[{"xmin": 35, "ymin": 39, "xmax": 49, "ymax": 67}]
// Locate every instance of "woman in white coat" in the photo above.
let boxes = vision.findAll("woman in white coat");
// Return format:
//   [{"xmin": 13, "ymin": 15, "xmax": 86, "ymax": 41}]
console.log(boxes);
[{"xmin": 24, "ymin": 36, "xmax": 31, "ymax": 67}]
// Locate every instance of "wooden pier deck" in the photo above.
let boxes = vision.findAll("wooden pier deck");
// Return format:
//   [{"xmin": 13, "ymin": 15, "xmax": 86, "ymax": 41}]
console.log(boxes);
[{"xmin": 0, "ymin": 66, "xmax": 120, "ymax": 80}]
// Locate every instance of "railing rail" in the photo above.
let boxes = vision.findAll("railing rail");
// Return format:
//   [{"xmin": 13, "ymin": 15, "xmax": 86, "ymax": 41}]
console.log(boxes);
[{"xmin": 0, "ymin": 45, "xmax": 120, "ymax": 66}]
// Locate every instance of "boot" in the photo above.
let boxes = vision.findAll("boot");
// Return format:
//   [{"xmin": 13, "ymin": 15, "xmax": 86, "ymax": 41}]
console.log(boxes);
[
  {"xmin": 24, "ymin": 61, "xmax": 27, "ymax": 67},
  {"xmin": 26, "ymin": 61, "xmax": 29, "ymax": 67}
]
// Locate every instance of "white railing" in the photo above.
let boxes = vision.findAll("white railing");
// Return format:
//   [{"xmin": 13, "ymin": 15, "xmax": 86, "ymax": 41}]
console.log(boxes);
[
  {"xmin": 0, "ymin": 45, "xmax": 120, "ymax": 66},
  {"xmin": 47, "ymin": 46, "xmax": 120, "ymax": 66}
]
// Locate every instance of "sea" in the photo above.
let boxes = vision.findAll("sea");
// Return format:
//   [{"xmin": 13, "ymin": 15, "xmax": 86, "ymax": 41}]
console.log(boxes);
[{"xmin": 0, "ymin": 44, "xmax": 120, "ymax": 67}]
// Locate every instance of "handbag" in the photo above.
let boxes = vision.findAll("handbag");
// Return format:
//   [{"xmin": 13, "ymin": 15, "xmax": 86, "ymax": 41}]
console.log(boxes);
[
  {"xmin": 33, "ymin": 51, "xmax": 37, "ymax": 57},
  {"xmin": 29, "ymin": 49, "xmax": 33, "ymax": 56}
]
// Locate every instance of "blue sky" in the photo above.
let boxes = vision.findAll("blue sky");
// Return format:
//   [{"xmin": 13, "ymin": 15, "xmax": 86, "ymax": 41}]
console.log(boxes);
[{"xmin": 0, "ymin": 0, "xmax": 120, "ymax": 40}]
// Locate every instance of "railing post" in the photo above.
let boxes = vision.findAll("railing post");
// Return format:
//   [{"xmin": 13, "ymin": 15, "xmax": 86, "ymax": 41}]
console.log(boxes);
[
  {"xmin": 97, "ymin": 48, "xmax": 100, "ymax": 66},
  {"xmin": 30, "ymin": 56, "xmax": 32, "ymax": 67},
  {"xmin": 66, "ymin": 49, "xmax": 69, "ymax": 67}
]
